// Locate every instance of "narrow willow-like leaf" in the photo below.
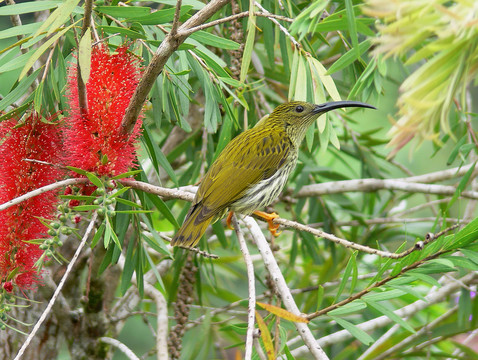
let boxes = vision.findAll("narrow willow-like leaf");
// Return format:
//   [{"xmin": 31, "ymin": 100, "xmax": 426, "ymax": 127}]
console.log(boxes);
[
  {"xmin": 190, "ymin": 31, "xmax": 240, "ymax": 50},
  {"xmin": 345, "ymin": 0, "xmax": 360, "ymax": 61},
  {"xmin": 255, "ymin": 311, "xmax": 274, "ymax": 360},
  {"xmin": 256, "ymin": 302, "xmax": 309, "ymax": 323},
  {"xmin": 0, "ymin": 1, "xmax": 62, "ymax": 15},
  {"xmin": 330, "ymin": 315, "xmax": 374, "ymax": 345},
  {"xmin": 334, "ymin": 251, "xmax": 357, "ymax": 302},
  {"xmin": 0, "ymin": 68, "xmax": 41, "ymax": 111},
  {"xmin": 366, "ymin": 300, "xmax": 415, "ymax": 333},
  {"xmin": 0, "ymin": 22, "xmax": 40, "ymax": 40},
  {"xmin": 95, "ymin": 5, "xmax": 151, "ymax": 18},
  {"xmin": 19, "ymin": 24, "xmax": 73, "ymax": 80},
  {"xmin": 326, "ymin": 40, "xmax": 371, "ymax": 75},
  {"xmin": 79, "ymin": 28, "xmax": 92, "ymax": 84},
  {"xmin": 90, "ymin": 222, "xmax": 106, "ymax": 248},
  {"xmin": 32, "ymin": 0, "xmax": 79, "ymax": 37},
  {"xmin": 239, "ymin": 0, "xmax": 256, "ymax": 83},
  {"xmin": 86, "ymin": 172, "xmax": 104, "ymax": 188},
  {"xmin": 328, "ymin": 301, "xmax": 367, "ymax": 316}
]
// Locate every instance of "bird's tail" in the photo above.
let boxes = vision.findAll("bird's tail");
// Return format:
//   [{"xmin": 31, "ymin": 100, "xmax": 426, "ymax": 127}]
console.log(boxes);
[{"xmin": 170, "ymin": 204, "xmax": 213, "ymax": 248}]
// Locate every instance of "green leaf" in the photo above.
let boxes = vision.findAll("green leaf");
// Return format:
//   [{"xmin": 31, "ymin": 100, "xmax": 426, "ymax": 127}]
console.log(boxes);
[
  {"xmin": 446, "ymin": 161, "xmax": 476, "ymax": 211},
  {"xmin": 0, "ymin": 1, "xmax": 62, "ymax": 15},
  {"xmin": 345, "ymin": 0, "xmax": 360, "ymax": 61},
  {"xmin": 144, "ymin": 191, "xmax": 179, "ymax": 229},
  {"xmin": 66, "ymin": 166, "xmax": 88, "ymax": 175},
  {"xmin": 240, "ymin": 5, "xmax": 256, "ymax": 83},
  {"xmin": 329, "ymin": 315, "xmax": 374, "ymax": 345},
  {"xmin": 460, "ymin": 248, "xmax": 478, "ymax": 265},
  {"xmin": 366, "ymin": 300, "xmax": 415, "ymax": 333},
  {"xmin": 140, "ymin": 213, "xmax": 170, "ymax": 255},
  {"xmin": 0, "ymin": 68, "xmax": 41, "ymax": 111},
  {"xmin": 363, "ymin": 289, "xmax": 406, "ymax": 302},
  {"xmin": 328, "ymin": 301, "xmax": 367, "ymax": 316},
  {"xmin": 142, "ymin": 127, "xmax": 178, "ymax": 186},
  {"xmin": 126, "ymin": 6, "xmax": 193, "ymax": 25},
  {"xmin": 86, "ymin": 172, "xmax": 104, "ymax": 188},
  {"xmin": 326, "ymin": 40, "xmax": 372, "ymax": 75},
  {"xmin": 190, "ymin": 31, "xmax": 240, "ymax": 50},
  {"xmin": 91, "ymin": 222, "xmax": 106, "ymax": 248},
  {"xmin": 0, "ymin": 23, "xmax": 41, "ymax": 40},
  {"xmin": 95, "ymin": 5, "xmax": 151, "ymax": 18},
  {"xmin": 121, "ymin": 235, "xmax": 137, "ymax": 294},
  {"xmin": 404, "ymin": 272, "xmax": 441, "ymax": 287},
  {"xmin": 97, "ymin": 25, "xmax": 146, "ymax": 40},
  {"xmin": 335, "ymin": 251, "xmax": 357, "ymax": 302},
  {"xmin": 33, "ymin": 0, "xmax": 80, "ymax": 37},
  {"xmin": 19, "ymin": 24, "xmax": 74, "ymax": 80},
  {"xmin": 79, "ymin": 28, "xmax": 92, "ymax": 84}
]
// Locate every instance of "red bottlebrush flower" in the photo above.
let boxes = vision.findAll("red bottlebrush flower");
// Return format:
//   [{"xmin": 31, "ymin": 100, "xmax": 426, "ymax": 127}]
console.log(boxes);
[
  {"xmin": 63, "ymin": 45, "xmax": 143, "ymax": 181},
  {"xmin": 0, "ymin": 113, "xmax": 63, "ymax": 291},
  {"xmin": 3, "ymin": 281, "xmax": 13, "ymax": 293}
]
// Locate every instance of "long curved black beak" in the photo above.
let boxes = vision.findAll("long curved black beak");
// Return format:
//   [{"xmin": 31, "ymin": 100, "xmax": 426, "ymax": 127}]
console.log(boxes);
[{"xmin": 313, "ymin": 100, "xmax": 376, "ymax": 114}]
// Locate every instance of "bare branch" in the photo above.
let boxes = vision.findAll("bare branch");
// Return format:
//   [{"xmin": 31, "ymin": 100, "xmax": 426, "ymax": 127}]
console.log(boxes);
[
  {"xmin": 232, "ymin": 214, "xmax": 255, "ymax": 360},
  {"xmin": 243, "ymin": 216, "xmax": 330, "ymax": 360},
  {"xmin": 99, "ymin": 337, "xmax": 140, "ymax": 360},
  {"xmin": 296, "ymin": 177, "xmax": 478, "ymax": 199},
  {"xmin": 0, "ymin": 178, "xmax": 88, "ymax": 212},
  {"xmin": 14, "ymin": 213, "xmax": 98, "ymax": 360},
  {"xmin": 143, "ymin": 284, "xmax": 169, "ymax": 360}
]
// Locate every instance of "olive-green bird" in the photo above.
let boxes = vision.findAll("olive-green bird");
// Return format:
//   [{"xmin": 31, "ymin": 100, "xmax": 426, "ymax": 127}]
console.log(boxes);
[{"xmin": 171, "ymin": 100, "xmax": 375, "ymax": 248}]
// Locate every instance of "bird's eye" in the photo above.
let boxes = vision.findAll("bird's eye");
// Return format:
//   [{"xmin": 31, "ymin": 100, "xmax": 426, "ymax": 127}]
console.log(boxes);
[{"xmin": 295, "ymin": 105, "xmax": 304, "ymax": 113}]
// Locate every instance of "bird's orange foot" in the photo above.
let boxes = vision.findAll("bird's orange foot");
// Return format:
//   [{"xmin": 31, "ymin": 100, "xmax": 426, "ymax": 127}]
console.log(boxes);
[
  {"xmin": 254, "ymin": 210, "xmax": 281, "ymax": 237},
  {"xmin": 226, "ymin": 211, "xmax": 235, "ymax": 230}
]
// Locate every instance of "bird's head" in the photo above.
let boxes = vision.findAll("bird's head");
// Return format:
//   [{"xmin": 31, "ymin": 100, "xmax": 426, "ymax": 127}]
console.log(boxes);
[{"xmin": 265, "ymin": 100, "xmax": 376, "ymax": 145}]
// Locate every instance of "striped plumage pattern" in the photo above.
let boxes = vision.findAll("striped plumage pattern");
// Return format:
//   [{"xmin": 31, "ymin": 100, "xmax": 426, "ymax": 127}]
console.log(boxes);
[{"xmin": 171, "ymin": 101, "xmax": 375, "ymax": 248}]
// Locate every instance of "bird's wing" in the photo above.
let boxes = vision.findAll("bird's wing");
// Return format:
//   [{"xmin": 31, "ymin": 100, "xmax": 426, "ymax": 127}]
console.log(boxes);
[{"xmin": 192, "ymin": 127, "xmax": 292, "ymax": 223}]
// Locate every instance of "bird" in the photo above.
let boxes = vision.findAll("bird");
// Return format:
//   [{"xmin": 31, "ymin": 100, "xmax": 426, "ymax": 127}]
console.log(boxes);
[{"xmin": 171, "ymin": 100, "xmax": 375, "ymax": 248}]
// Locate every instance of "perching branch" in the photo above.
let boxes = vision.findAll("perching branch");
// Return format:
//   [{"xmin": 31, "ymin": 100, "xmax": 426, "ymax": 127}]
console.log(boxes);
[
  {"xmin": 243, "ymin": 216, "xmax": 330, "ymax": 360},
  {"xmin": 232, "ymin": 214, "xmax": 255, "ymax": 360}
]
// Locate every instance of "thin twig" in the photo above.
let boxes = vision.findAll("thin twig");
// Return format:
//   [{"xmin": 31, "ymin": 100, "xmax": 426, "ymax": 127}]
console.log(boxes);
[
  {"xmin": 99, "ymin": 337, "xmax": 140, "ymax": 360},
  {"xmin": 289, "ymin": 272, "xmax": 478, "ymax": 357},
  {"xmin": 243, "ymin": 216, "xmax": 330, "ymax": 360},
  {"xmin": 296, "ymin": 177, "xmax": 478, "ymax": 199},
  {"xmin": 274, "ymin": 217, "xmax": 459, "ymax": 259},
  {"xmin": 254, "ymin": 2, "xmax": 300, "ymax": 49},
  {"xmin": 13, "ymin": 213, "xmax": 98, "ymax": 360},
  {"xmin": 181, "ymin": 11, "xmax": 293, "ymax": 37},
  {"xmin": 170, "ymin": 0, "xmax": 182, "ymax": 37},
  {"xmin": 232, "ymin": 214, "xmax": 255, "ymax": 360},
  {"xmin": 143, "ymin": 283, "xmax": 169, "ymax": 360},
  {"xmin": 0, "ymin": 178, "xmax": 88, "ymax": 211},
  {"xmin": 370, "ymin": 306, "xmax": 458, "ymax": 360},
  {"xmin": 304, "ymin": 229, "xmax": 458, "ymax": 320}
]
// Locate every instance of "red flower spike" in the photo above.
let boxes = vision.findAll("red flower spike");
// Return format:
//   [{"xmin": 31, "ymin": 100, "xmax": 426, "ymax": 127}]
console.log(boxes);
[
  {"xmin": 63, "ymin": 45, "xmax": 143, "ymax": 181},
  {"xmin": 0, "ymin": 113, "xmax": 63, "ymax": 291},
  {"xmin": 3, "ymin": 281, "xmax": 13, "ymax": 293}
]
